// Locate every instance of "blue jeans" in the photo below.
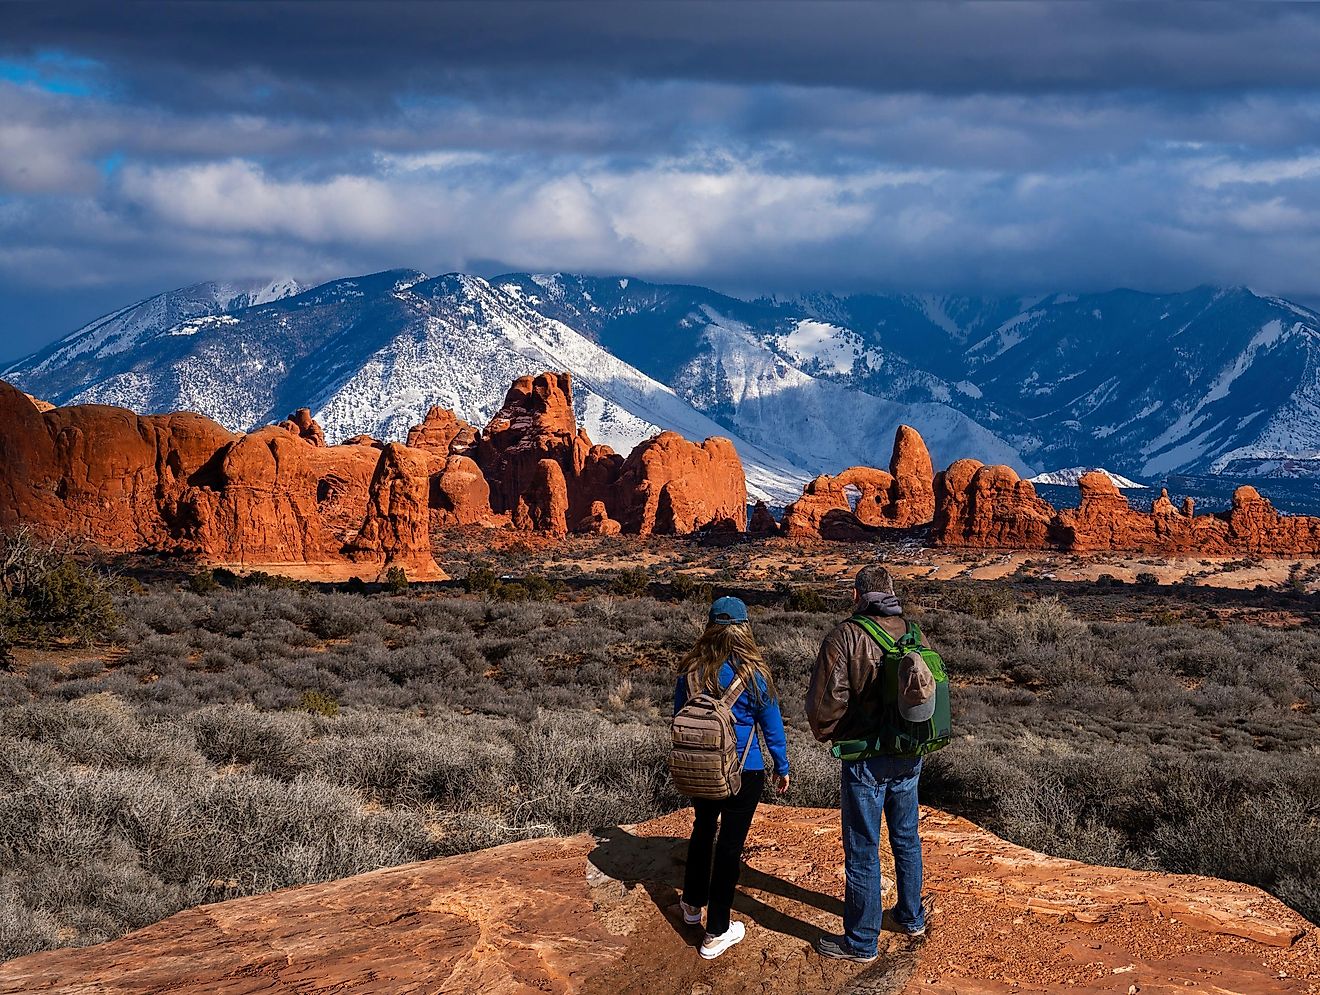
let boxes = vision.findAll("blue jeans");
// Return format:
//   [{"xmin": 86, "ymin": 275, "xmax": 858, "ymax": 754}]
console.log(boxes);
[{"xmin": 841, "ymin": 755, "xmax": 923, "ymax": 956}]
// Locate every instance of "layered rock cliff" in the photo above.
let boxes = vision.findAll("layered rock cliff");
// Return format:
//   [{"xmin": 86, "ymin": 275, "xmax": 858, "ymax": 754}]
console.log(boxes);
[
  {"xmin": 0, "ymin": 380, "xmax": 442, "ymax": 579},
  {"xmin": 2, "ymin": 806, "xmax": 1313, "ymax": 995}
]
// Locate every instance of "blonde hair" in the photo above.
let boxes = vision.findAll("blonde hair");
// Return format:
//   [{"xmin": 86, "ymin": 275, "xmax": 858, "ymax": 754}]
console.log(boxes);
[{"xmin": 679, "ymin": 621, "xmax": 778, "ymax": 704}]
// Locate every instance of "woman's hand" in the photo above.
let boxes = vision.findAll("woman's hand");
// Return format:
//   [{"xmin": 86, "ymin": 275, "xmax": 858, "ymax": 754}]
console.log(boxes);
[{"xmin": 775, "ymin": 773, "xmax": 791, "ymax": 795}]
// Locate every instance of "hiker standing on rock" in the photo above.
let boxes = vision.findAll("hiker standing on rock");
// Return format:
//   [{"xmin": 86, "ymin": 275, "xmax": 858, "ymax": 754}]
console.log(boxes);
[
  {"xmin": 806, "ymin": 566, "xmax": 950, "ymax": 963},
  {"xmin": 670, "ymin": 596, "xmax": 791, "ymax": 960}
]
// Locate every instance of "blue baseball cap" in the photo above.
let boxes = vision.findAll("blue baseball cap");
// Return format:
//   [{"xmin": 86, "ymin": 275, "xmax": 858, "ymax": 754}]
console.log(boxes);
[{"xmin": 709, "ymin": 596, "xmax": 749, "ymax": 625}]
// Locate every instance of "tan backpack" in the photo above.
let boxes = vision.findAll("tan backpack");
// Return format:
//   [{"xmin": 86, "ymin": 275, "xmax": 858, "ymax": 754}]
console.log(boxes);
[{"xmin": 670, "ymin": 672, "xmax": 757, "ymax": 800}]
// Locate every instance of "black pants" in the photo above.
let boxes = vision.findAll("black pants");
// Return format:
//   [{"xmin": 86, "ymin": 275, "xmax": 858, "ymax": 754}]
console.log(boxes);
[{"xmin": 682, "ymin": 770, "xmax": 764, "ymax": 936}]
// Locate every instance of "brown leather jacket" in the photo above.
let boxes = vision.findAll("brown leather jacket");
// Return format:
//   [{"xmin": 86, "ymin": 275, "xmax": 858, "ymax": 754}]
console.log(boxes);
[{"xmin": 805, "ymin": 613, "xmax": 929, "ymax": 743}]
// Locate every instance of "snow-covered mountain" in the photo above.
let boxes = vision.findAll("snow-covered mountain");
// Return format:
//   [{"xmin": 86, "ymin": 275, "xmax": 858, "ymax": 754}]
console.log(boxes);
[
  {"xmin": 10, "ymin": 270, "xmax": 1319, "ymax": 499},
  {"xmin": 493, "ymin": 274, "xmax": 1029, "ymax": 475},
  {"xmin": 1029, "ymin": 468, "xmax": 1147, "ymax": 489},
  {"xmin": 771, "ymin": 287, "xmax": 1320, "ymax": 480},
  {"xmin": 3, "ymin": 271, "xmax": 809, "ymax": 502}
]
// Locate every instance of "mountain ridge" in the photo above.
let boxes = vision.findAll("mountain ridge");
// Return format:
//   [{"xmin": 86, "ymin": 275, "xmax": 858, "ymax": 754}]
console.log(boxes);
[{"xmin": 9, "ymin": 270, "xmax": 1320, "ymax": 497}]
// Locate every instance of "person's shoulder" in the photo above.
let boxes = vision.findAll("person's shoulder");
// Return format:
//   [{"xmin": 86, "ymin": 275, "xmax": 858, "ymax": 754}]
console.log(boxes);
[{"xmin": 821, "ymin": 617, "xmax": 863, "ymax": 648}]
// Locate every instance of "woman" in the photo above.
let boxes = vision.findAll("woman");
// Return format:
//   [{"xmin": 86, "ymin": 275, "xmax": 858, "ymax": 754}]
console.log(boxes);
[{"xmin": 674, "ymin": 595, "xmax": 790, "ymax": 959}]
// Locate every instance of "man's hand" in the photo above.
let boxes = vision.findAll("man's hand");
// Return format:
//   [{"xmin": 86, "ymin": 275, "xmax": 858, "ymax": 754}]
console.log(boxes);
[{"xmin": 775, "ymin": 773, "xmax": 791, "ymax": 795}]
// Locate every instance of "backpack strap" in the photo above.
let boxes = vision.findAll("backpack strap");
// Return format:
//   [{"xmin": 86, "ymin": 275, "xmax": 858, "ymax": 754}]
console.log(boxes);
[
  {"xmin": 850, "ymin": 614, "xmax": 900, "ymax": 653},
  {"xmin": 902, "ymin": 620, "xmax": 923, "ymax": 649},
  {"xmin": 719, "ymin": 674, "xmax": 747, "ymax": 706},
  {"xmin": 719, "ymin": 672, "xmax": 757, "ymax": 774}
]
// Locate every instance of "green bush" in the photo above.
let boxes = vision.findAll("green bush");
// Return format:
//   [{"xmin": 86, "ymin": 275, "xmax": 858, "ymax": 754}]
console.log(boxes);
[
  {"xmin": 187, "ymin": 570, "xmax": 219, "ymax": 594},
  {"xmin": 785, "ymin": 587, "xmax": 828, "ymax": 613},
  {"xmin": 609, "ymin": 568, "xmax": 651, "ymax": 596},
  {"xmin": 463, "ymin": 566, "xmax": 499, "ymax": 594},
  {"xmin": 382, "ymin": 567, "xmax": 409, "ymax": 594},
  {"xmin": 0, "ymin": 532, "xmax": 117, "ymax": 650},
  {"xmin": 298, "ymin": 690, "xmax": 340, "ymax": 718}
]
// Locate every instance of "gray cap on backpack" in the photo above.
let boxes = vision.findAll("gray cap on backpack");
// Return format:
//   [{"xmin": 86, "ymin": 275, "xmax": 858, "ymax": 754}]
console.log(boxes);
[{"xmin": 898, "ymin": 651, "xmax": 936, "ymax": 722}]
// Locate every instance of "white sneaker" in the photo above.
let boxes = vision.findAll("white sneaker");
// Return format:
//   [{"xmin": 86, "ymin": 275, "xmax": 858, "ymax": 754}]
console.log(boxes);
[
  {"xmin": 699, "ymin": 921, "xmax": 746, "ymax": 959},
  {"xmin": 679, "ymin": 900, "xmax": 704, "ymax": 926}
]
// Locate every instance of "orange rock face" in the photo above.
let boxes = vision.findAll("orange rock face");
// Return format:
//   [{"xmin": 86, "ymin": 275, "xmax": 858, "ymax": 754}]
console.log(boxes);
[
  {"xmin": 614, "ymin": 432, "xmax": 747, "ymax": 536},
  {"xmin": 346, "ymin": 442, "xmax": 444, "ymax": 579},
  {"xmin": 405, "ymin": 372, "xmax": 748, "ymax": 538},
  {"xmin": 0, "ymin": 380, "xmax": 442, "ymax": 579},
  {"xmin": 576, "ymin": 499, "xmax": 622, "ymax": 536},
  {"xmin": 478, "ymin": 372, "xmax": 583, "ymax": 516},
  {"xmin": 278, "ymin": 408, "xmax": 326, "ymax": 447},
  {"xmin": 407, "ymin": 405, "xmax": 478, "ymax": 457},
  {"xmin": 781, "ymin": 426, "xmax": 936, "ymax": 540},
  {"xmin": 431, "ymin": 455, "xmax": 497, "ymax": 527},
  {"xmin": 932, "ymin": 460, "xmax": 1057, "ymax": 548},
  {"xmin": 887, "ymin": 424, "xmax": 935, "ymax": 527},
  {"xmin": 512, "ymin": 458, "xmax": 570, "ymax": 535},
  {"xmin": 937, "ymin": 467, "xmax": 1320, "ymax": 555},
  {"xmin": 3, "ymin": 806, "xmax": 1313, "ymax": 995}
]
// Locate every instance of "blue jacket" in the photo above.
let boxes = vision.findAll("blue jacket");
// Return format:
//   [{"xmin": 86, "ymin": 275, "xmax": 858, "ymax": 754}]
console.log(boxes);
[{"xmin": 674, "ymin": 662, "xmax": 791, "ymax": 776}]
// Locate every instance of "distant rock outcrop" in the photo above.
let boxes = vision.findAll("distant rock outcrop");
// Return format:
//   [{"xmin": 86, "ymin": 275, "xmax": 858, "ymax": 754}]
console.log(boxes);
[
  {"xmin": 278, "ymin": 408, "xmax": 326, "ymax": 447},
  {"xmin": 932, "ymin": 459, "xmax": 1057, "ymax": 548},
  {"xmin": 781, "ymin": 426, "xmax": 937, "ymax": 539},
  {"xmin": 406, "ymin": 371, "xmax": 748, "ymax": 539},
  {"xmin": 936, "ymin": 465, "xmax": 1320, "ymax": 555},
  {"xmin": 3, "ymin": 806, "xmax": 1312, "ymax": 995},
  {"xmin": 0, "ymin": 380, "xmax": 443, "ymax": 579},
  {"xmin": 748, "ymin": 500, "xmax": 779, "ymax": 537},
  {"xmin": 576, "ymin": 499, "xmax": 622, "ymax": 536},
  {"xmin": 406, "ymin": 405, "xmax": 478, "ymax": 457},
  {"xmin": 613, "ymin": 432, "xmax": 747, "ymax": 536}
]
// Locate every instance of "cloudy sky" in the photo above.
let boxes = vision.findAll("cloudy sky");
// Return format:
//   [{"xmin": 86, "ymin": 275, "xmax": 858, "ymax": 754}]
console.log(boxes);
[{"xmin": 5, "ymin": 1, "xmax": 1320, "ymax": 359}]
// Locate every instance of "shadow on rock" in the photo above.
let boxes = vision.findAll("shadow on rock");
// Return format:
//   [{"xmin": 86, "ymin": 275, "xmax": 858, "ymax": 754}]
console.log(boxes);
[{"xmin": 589, "ymin": 827, "xmax": 842, "ymax": 947}]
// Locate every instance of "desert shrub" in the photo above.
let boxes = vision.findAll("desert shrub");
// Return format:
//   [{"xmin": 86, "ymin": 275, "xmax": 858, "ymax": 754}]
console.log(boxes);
[
  {"xmin": 298, "ymin": 690, "xmax": 339, "ymax": 718},
  {"xmin": 609, "ymin": 568, "xmax": 652, "ymax": 596},
  {"xmin": 382, "ymin": 567, "xmax": 409, "ymax": 594},
  {"xmin": 785, "ymin": 587, "xmax": 828, "ymax": 613},
  {"xmin": 185, "ymin": 705, "xmax": 308, "ymax": 775},
  {"xmin": 0, "ymin": 530, "xmax": 117, "ymax": 649},
  {"xmin": 509, "ymin": 712, "xmax": 675, "ymax": 834},
  {"xmin": 187, "ymin": 570, "xmax": 219, "ymax": 595},
  {"xmin": 463, "ymin": 566, "xmax": 499, "ymax": 594}
]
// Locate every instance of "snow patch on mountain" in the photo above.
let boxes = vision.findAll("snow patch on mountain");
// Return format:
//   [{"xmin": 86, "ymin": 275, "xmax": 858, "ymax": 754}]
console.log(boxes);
[
  {"xmin": 674, "ymin": 308, "xmax": 1032, "ymax": 476},
  {"xmin": 1029, "ymin": 467, "xmax": 1147, "ymax": 489}
]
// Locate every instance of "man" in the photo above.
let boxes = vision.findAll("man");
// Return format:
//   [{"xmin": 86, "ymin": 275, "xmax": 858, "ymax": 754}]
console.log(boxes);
[{"xmin": 806, "ymin": 564, "xmax": 934, "ymax": 963}]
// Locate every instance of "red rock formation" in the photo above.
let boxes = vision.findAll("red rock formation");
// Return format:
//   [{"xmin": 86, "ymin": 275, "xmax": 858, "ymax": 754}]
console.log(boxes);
[
  {"xmin": 478, "ymin": 372, "xmax": 582, "ymax": 516},
  {"xmin": 0, "ymin": 380, "xmax": 441, "ymax": 579},
  {"xmin": 346, "ymin": 443, "xmax": 444, "ymax": 578},
  {"xmin": 935, "ymin": 466, "xmax": 1320, "ymax": 555},
  {"xmin": 512, "ymin": 458, "xmax": 569, "ymax": 535},
  {"xmin": 0, "ymin": 380, "xmax": 238, "ymax": 549},
  {"xmin": 780, "ymin": 426, "xmax": 936, "ymax": 539},
  {"xmin": 278, "ymin": 408, "xmax": 326, "ymax": 447},
  {"xmin": 887, "ymin": 423, "xmax": 936, "ymax": 527},
  {"xmin": 932, "ymin": 460, "xmax": 1056, "ymax": 548},
  {"xmin": 614, "ymin": 432, "xmax": 746, "ymax": 536},
  {"xmin": 407, "ymin": 405, "xmax": 478, "ymax": 457},
  {"xmin": 748, "ymin": 500, "xmax": 779, "ymax": 537},
  {"xmin": 3, "ymin": 807, "xmax": 1313, "ymax": 995},
  {"xmin": 431, "ymin": 455, "xmax": 498, "ymax": 527},
  {"xmin": 576, "ymin": 499, "xmax": 621, "ymax": 536}
]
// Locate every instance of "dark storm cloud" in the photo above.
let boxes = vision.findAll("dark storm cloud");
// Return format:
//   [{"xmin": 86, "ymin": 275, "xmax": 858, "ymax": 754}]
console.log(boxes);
[
  {"xmin": 4, "ymin": 1, "xmax": 1320, "ymax": 361},
  {"xmin": 8, "ymin": 1, "xmax": 1320, "ymax": 101}
]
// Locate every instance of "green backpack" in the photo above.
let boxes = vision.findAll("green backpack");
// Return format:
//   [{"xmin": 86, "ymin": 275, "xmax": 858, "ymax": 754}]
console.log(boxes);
[{"xmin": 829, "ymin": 616, "xmax": 951, "ymax": 761}]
